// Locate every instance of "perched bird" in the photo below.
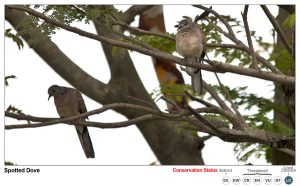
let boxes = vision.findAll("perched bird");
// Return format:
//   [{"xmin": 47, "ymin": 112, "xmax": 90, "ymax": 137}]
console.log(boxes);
[
  {"xmin": 48, "ymin": 85, "xmax": 95, "ymax": 158},
  {"xmin": 175, "ymin": 18, "xmax": 205, "ymax": 95}
]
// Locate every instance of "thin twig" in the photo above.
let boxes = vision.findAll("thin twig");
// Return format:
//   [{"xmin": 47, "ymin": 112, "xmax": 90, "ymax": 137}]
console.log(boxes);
[
  {"xmin": 241, "ymin": 5, "xmax": 259, "ymax": 69},
  {"xmin": 5, "ymin": 103, "xmax": 176, "ymax": 127},
  {"xmin": 185, "ymin": 91, "xmax": 215, "ymax": 108},
  {"xmin": 113, "ymin": 20, "xmax": 174, "ymax": 41},
  {"xmin": 127, "ymin": 95, "xmax": 157, "ymax": 109},
  {"xmin": 198, "ymin": 135, "xmax": 213, "ymax": 142},
  {"xmin": 214, "ymin": 72, "xmax": 247, "ymax": 129},
  {"xmin": 201, "ymin": 81, "xmax": 246, "ymax": 128},
  {"xmin": 202, "ymin": 81, "xmax": 231, "ymax": 111},
  {"xmin": 261, "ymin": 5, "xmax": 293, "ymax": 57},
  {"xmin": 186, "ymin": 105, "xmax": 222, "ymax": 136},
  {"xmin": 5, "ymin": 114, "xmax": 164, "ymax": 130},
  {"xmin": 6, "ymin": 5, "xmax": 294, "ymax": 85},
  {"xmin": 159, "ymin": 96, "xmax": 181, "ymax": 111},
  {"xmin": 5, "ymin": 105, "xmax": 294, "ymax": 157},
  {"xmin": 114, "ymin": 30, "xmax": 161, "ymax": 52},
  {"xmin": 205, "ymin": 18, "xmax": 282, "ymax": 74},
  {"xmin": 5, "ymin": 112, "xmax": 56, "ymax": 122},
  {"xmin": 193, "ymin": 5, "xmax": 236, "ymax": 36}
]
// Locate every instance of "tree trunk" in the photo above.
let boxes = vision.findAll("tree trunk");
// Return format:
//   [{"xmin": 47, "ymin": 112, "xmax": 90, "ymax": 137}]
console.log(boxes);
[
  {"xmin": 272, "ymin": 6, "xmax": 295, "ymax": 165},
  {"xmin": 139, "ymin": 6, "xmax": 188, "ymax": 108},
  {"xmin": 5, "ymin": 6, "xmax": 205, "ymax": 165}
]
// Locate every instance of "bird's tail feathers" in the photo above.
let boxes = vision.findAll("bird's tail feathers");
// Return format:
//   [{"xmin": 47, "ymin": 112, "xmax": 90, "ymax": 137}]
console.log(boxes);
[
  {"xmin": 76, "ymin": 127, "xmax": 95, "ymax": 158},
  {"xmin": 192, "ymin": 68, "xmax": 204, "ymax": 95}
]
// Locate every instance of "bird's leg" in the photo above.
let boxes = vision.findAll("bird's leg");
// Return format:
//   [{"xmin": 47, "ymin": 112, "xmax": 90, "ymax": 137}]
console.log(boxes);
[
  {"xmin": 184, "ymin": 58, "xmax": 196, "ymax": 75},
  {"xmin": 180, "ymin": 58, "xmax": 194, "ymax": 76},
  {"xmin": 180, "ymin": 66, "xmax": 192, "ymax": 76}
]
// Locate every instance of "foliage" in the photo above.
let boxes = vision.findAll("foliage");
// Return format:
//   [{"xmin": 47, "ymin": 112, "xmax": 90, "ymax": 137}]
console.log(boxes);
[
  {"xmin": 16, "ymin": 5, "xmax": 122, "ymax": 44},
  {"xmin": 134, "ymin": 34, "xmax": 176, "ymax": 54},
  {"xmin": 200, "ymin": 15, "xmax": 273, "ymax": 68},
  {"xmin": 283, "ymin": 13, "xmax": 295, "ymax": 29},
  {"xmin": 150, "ymin": 83, "xmax": 191, "ymax": 102},
  {"xmin": 5, "ymin": 29, "xmax": 24, "ymax": 50},
  {"xmin": 270, "ymin": 46, "xmax": 294, "ymax": 75},
  {"xmin": 234, "ymin": 143, "xmax": 270, "ymax": 163},
  {"xmin": 211, "ymin": 85, "xmax": 294, "ymax": 134},
  {"xmin": 211, "ymin": 84, "xmax": 294, "ymax": 163},
  {"xmin": 6, "ymin": 5, "xmax": 294, "ymax": 164},
  {"xmin": 5, "ymin": 161, "xmax": 15, "ymax": 165},
  {"xmin": 6, "ymin": 105, "xmax": 24, "ymax": 115}
]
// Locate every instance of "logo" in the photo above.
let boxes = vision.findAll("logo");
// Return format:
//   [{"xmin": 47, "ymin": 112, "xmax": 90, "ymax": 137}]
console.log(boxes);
[{"xmin": 285, "ymin": 176, "xmax": 293, "ymax": 185}]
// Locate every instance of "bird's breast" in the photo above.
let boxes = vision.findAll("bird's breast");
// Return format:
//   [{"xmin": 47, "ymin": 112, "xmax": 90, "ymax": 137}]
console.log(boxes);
[
  {"xmin": 176, "ymin": 31, "xmax": 203, "ymax": 58},
  {"xmin": 54, "ymin": 95, "xmax": 79, "ymax": 117}
]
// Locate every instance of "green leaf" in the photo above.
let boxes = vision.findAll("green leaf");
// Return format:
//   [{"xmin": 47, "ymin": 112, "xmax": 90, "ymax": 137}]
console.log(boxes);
[
  {"xmin": 134, "ymin": 34, "xmax": 176, "ymax": 54},
  {"xmin": 6, "ymin": 105, "xmax": 24, "ymax": 115},
  {"xmin": 5, "ymin": 29, "xmax": 24, "ymax": 50},
  {"xmin": 5, "ymin": 161, "xmax": 16, "ymax": 165},
  {"xmin": 283, "ymin": 13, "xmax": 295, "ymax": 29},
  {"xmin": 270, "ymin": 46, "xmax": 294, "ymax": 75}
]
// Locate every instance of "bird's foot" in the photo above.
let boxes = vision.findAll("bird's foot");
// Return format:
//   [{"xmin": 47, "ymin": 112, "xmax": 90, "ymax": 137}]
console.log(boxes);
[{"xmin": 180, "ymin": 66, "xmax": 192, "ymax": 76}]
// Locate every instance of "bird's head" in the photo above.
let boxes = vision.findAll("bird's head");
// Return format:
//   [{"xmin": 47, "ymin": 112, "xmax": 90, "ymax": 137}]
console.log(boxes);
[
  {"xmin": 48, "ymin": 85, "xmax": 60, "ymax": 100},
  {"xmin": 175, "ymin": 18, "xmax": 193, "ymax": 31}
]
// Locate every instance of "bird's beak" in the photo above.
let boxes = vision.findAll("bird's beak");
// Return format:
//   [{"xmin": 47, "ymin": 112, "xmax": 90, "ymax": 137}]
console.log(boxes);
[
  {"xmin": 48, "ymin": 95, "xmax": 52, "ymax": 101},
  {"xmin": 174, "ymin": 24, "xmax": 179, "ymax": 30}
]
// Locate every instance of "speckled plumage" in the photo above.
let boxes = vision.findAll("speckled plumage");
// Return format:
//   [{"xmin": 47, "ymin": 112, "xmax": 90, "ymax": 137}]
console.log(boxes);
[{"xmin": 176, "ymin": 18, "xmax": 205, "ymax": 95}]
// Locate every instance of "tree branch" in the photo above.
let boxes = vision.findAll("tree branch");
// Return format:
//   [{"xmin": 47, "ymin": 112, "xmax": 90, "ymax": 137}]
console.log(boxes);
[
  {"xmin": 5, "ymin": 114, "xmax": 163, "ymax": 130},
  {"xmin": 186, "ymin": 105, "xmax": 222, "ymax": 136},
  {"xmin": 278, "ymin": 5, "xmax": 295, "ymax": 14},
  {"xmin": 214, "ymin": 73, "xmax": 247, "ymax": 129},
  {"xmin": 123, "ymin": 5, "xmax": 155, "ymax": 24},
  {"xmin": 203, "ymin": 59, "xmax": 293, "ymax": 84},
  {"xmin": 113, "ymin": 20, "xmax": 174, "ymax": 41},
  {"xmin": 193, "ymin": 5, "xmax": 235, "ymax": 36},
  {"xmin": 241, "ymin": 5, "xmax": 259, "ymax": 69},
  {"xmin": 5, "ymin": 103, "xmax": 167, "ymax": 130},
  {"xmin": 5, "ymin": 104, "xmax": 294, "ymax": 157},
  {"xmin": 5, "ymin": 5, "xmax": 295, "ymax": 85},
  {"xmin": 195, "ymin": 5, "xmax": 283, "ymax": 75},
  {"xmin": 5, "ymin": 6, "xmax": 112, "ymax": 104},
  {"xmin": 261, "ymin": 5, "xmax": 293, "ymax": 57}
]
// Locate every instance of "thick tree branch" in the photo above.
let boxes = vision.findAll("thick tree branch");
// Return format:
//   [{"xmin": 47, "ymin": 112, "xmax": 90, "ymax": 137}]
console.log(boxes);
[
  {"xmin": 186, "ymin": 105, "xmax": 222, "ymax": 136},
  {"xmin": 278, "ymin": 5, "xmax": 295, "ymax": 14},
  {"xmin": 6, "ymin": 104, "xmax": 294, "ymax": 157},
  {"xmin": 214, "ymin": 73, "xmax": 247, "ymax": 129},
  {"xmin": 5, "ymin": 6, "xmax": 112, "ymax": 104},
  {"xmin": 202, "ymin": 81, "xmax": 244, "ymax": 130},
  {"xmin": 123, "ymin": 5, "xmax": 155, "ymax": 24},
  {"xmin": 5, "ymin": 5, "xmax": 295, "ymax": 85},
  {"xmin": 5, "ymin": 5, "xmax": 295, "ymax": 161}
]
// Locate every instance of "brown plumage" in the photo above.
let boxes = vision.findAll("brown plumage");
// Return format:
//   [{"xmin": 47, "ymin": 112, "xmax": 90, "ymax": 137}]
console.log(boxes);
[
  {"xmin": 176, "ymin": 18, "xmax": 205, "ymax": 95},
  {"xmin": 48, "ymin": 85, "xmax": 95, "ymax": 158}
]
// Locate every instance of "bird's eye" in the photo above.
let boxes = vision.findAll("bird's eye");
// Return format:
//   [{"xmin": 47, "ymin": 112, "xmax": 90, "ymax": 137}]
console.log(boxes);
[{"xmin": 52, "ymin": 90, "xmax": 55, "ymax": 93}]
